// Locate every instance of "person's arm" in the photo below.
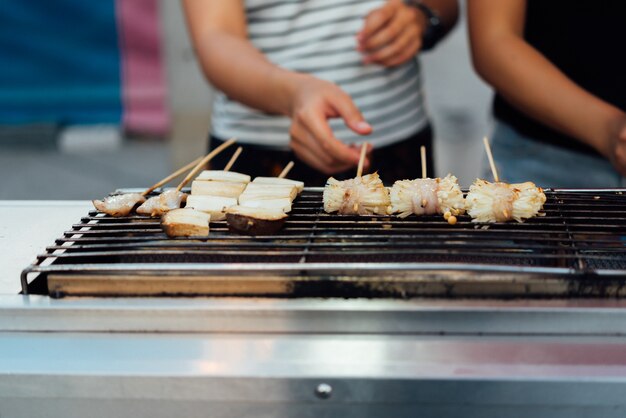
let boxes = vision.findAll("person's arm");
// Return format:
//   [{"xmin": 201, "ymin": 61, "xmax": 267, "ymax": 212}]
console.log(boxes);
[
  {"xmin": 468, "ymin": 0, "xmax": 626, "ymax": 176},
  {"xmin": 182, "ymin": 0, "xmax": 373, "ymax": 175},
  {"xmin": 357, "ymin": 0, "xmax": 459, "ymax": 67}
]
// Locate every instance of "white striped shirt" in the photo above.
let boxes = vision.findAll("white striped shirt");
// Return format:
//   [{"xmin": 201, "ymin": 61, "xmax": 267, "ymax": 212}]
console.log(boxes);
[{"xmin": 211, "ymin": 0, "xmax": 429, "ymax": 149}]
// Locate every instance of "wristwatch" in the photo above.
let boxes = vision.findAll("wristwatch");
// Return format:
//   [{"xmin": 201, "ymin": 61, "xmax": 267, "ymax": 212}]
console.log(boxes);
[{"xmin": 403, "ymin": 0, "xmax": 444, "ymax": 51}]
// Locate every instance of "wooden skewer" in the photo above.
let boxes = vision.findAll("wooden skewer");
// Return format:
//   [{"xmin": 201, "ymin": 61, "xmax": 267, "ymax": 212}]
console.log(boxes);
[
  {"xmin": 278, "ymin": 161, "xmax": 294, "ymax": 179},
  {"xmin": 142, "ymin": 157, "xmax": 202, "ymax": 196},
  {"xmin": 483, "ymin": 136, "xmax": 500, "ymax": 182},
  {"xmin": 176, "ymin": 138, "xmax": 237, "ymax": 191},
  {"xmin": 420, "ymin": 145, "xmax": 427, "ymax": 179},
  {"xmin": 356, "ymin": 142, "xmax": 368, "ymax": 178},
  {"xmin": 223, "ymin": 147, "xmax": 242, "ymax": 172}
]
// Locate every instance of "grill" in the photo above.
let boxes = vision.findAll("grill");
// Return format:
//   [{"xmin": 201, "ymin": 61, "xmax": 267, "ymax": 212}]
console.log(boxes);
[{"xmin": 21, "ymin": 188, "xmax": 626, "ymax": 298}]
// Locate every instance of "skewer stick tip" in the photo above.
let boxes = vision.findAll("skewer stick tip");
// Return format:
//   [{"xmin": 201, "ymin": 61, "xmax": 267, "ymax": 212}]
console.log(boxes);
[
  {"xmin": 420, "ymin": 145, "xmax": 427, "ymax": 179},
  {"xmin": 356, "ymin": 142, "xmax": 368, "ymax": 178},
  {"xmin": 278, "ymin": 161, "xmax": 294, "ymax": 179},
  {"xmin": 141, "ymin": 156, "xmax": 202, "ymax": 196},
  {"xmin": 176, "ymin": 138, "xmax": 237, "ymax": 191},
  {"xmin": 223, "ymin": 146, "xmax": 243, "ymax": 172},
  {"xmin": 482, "ymin": 136, "xmax": 500, "ymax": 183}
]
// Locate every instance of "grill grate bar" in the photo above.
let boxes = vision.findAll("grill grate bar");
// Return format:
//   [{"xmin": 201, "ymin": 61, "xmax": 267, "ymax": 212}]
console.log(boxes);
[{"xmin": 21, "ymin": 188, "xmax": 626, "ymax": 297}]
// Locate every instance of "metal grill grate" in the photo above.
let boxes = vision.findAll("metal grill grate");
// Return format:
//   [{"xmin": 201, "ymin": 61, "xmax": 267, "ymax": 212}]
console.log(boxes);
[{"xmin": 21, "ymin": 188, "xmax": 626, "ymax": 298}]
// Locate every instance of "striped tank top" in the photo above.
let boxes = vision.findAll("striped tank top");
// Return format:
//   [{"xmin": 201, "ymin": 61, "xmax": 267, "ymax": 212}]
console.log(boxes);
[{"xmin": 211, "ymin": 0, "xmax": 429, "ymax": 149}]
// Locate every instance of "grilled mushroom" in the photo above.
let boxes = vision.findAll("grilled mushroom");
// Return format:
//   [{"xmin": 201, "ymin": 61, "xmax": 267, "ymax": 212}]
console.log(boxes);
[
  {"xmin": 239, "ymin": 197, "xmax": 292, "ymax": 213},
  {"xmin": 239, "ymin": 183, "xmax": 298, "ymax": 201},
  {"xmin": 323, "ymin": 172, "xmax": 391, "ymax": 215},
  {"xmin": 191, "ymin": 180, "xmax": 247, "ymax": 199},
  {"xmin": 184, "ymin": 195, "xmax": 237, "ymax": 221},
  {"xmin": 251, "ymin": 177, "xmax": 304, "ymax": 193},
  {"xmin": 225, "ymin": 206, "xmax": 287, "ymax": 235},
  {"xmin": 390, "ymin": 174, "xmax": 465, "ymax": 222},
  {"xmin": 466, "ymin": 179, "xmax": 546, "ymax": 223},
  {"xmin": 196, "ymin": 170, "xmax": 251, "ymax": 184},
  {"xmin": 161, "ymin": 208, "xmax": 210, "ymax": 237}
]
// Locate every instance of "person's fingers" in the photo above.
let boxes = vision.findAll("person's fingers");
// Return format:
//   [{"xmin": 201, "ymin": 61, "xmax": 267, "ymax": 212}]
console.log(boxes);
[
  {"xmin": 289, "ymin": 122, "xmax": 334, "ymax": 167},
  {"xmin": 290, "ymin": 137, "xmax": 355, "ymax": 175},
  {"xmin": 360, "ymin": 9, "xmax": 407, "ymax": 53},
  {"xmin": 296, "ymin": 105, "xmax": 364, "ymax": 167},
  {"xmin": 330, "ymin": 92, "xmax": 373, "ymax": 136},
  {"xmin": 365, "ymin": 24, "xmax": 418, "ymax": 64},
  {"xmin": 378, "ymin": 38, "xmax": 422, "ymax": 67},
  {"xmin": 357, "ymin": 2, "xmax": 396, "ymax": 47}
]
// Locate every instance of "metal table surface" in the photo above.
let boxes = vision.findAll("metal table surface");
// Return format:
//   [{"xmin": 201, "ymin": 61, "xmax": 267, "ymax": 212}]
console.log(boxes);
[{"xmin": 1, "ymin": 201, "xmax": 626, "ymax": 418}]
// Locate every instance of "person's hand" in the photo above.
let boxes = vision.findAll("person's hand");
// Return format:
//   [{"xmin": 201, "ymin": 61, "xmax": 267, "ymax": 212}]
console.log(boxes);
[
  {"xmin": 357, "ymin": 0, "xmax": 426, "ymax": 67},
  {"xmin": 607, "ymin": 115, "xmax": 626, "ymax": 177},
  {"xmin": 288, "ymin": 75, "xmax": 373, "ymax": 175}
]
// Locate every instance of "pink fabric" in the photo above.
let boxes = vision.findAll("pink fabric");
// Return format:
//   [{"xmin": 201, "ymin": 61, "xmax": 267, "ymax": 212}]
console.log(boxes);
[{"xmin": 116, "ymin": 0, "xmax": 170, "ymax": 135}]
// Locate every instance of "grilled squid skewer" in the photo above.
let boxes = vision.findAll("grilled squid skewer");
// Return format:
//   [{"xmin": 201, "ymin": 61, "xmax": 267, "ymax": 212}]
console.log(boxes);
[
  {"xmin": 466, "ymin": 179, "xmax": 546, "ymax": 223},
  {"xmin": 93, "ymin": 157, "xmax": 202, "ymax": 217},
  {"xmin": 136, "ymin": 189, "xmax": 188, "ymax": 217},
  {"xmin": 93, "ymin": 139, "xmax": 236, "ymax": 217},
  {"xmin": 390, "ymin": 174, "xmax": 465, "ymax": 222},
  {"xmin": 92, "ymin": 193, "xmax": 146, "ymax": 217}
]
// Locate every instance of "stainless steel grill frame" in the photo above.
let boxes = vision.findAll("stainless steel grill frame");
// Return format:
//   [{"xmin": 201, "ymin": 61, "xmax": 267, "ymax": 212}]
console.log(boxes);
[{"xmin": 21, "ymin": 188, "xmax": 626, "ymax": 298}]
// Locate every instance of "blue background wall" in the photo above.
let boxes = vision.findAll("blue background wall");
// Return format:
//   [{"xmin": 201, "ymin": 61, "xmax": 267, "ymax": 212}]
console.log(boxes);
[{"xmin": 0, "ymin": 0, "xmax": 122, "ymax": 125}]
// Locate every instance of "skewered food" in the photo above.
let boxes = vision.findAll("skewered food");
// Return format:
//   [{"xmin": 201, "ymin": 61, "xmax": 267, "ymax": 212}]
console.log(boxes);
[
  {"xmin": 136, "ymin": 189, "xmax": 187, "ymax": 217},
  {"xmin": 323, "ymin": 172, "xmax": 391, "ymax": 215},
  {"xmin": 239, "ymin": 197, "xmax": 292, "ymax": 213},
  {"xmin": 184, "ymin": 195, "xmax": 237, "ymax": 221},
  {"xmin": 92, "ymin": 139, "xmax": 237, "ymax": 218},
  {"xmin": 191, "ymin": 180, "xmax": 247, "ymax": 198},
  {"xmin": 239, "ymin": 183, "xmax": 298, "ymax": 202},
  {"xmin": 225, "ymin": 206, "xmax": 288, "ymax": 235},
  {"xmin": 252, "ymin": 177, "xmax": 304, "ymax": 193},
  {"xmin": 196, "ymin": 170, "xmax": 250, "ymax": 183},
  {"xmin": 92, "ymin": 193, "xmax": 146, "ymax": 217},
  {"xmin": 161, "ymin": 208, "xmax": 210, "ymax": 237},
  {"xmin": 390, "ymin": 174, "xmax": 465, "ymax": 222},
  {"xmin": 466, "ymin": 179, "xmax": 546, "ymax": 223}
]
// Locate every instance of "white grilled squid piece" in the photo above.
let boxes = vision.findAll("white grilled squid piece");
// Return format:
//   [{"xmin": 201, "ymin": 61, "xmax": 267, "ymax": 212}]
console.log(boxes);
[
  {"xmin": 136, "ymin": 189, "xmax": 187, "ymax": 217},
  {"xmin": 92, "ymin": 193, "xmax": 146, "ymax": 217},
  {"xmin": 390, "ymin": 174, "xmax": 465, "ymax": 219},
  {"xmin": 323, "ymin": 172, "xmax": 391, "ymax": 215},
  {"xmin": 466, "ymin": 179, "xmax": 546, "ymax": 223}
]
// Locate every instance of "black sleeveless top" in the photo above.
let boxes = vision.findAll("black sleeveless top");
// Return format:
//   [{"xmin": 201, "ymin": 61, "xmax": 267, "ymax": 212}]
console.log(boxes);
[{"xmin": 493, "ymin": 1, "xmax": 626, "ymax": 155}]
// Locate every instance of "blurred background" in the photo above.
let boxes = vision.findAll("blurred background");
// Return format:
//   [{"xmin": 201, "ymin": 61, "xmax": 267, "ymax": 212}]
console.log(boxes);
[{"xmin": 0, "ymin": 0, "xmax": 491, "ymax": 200}]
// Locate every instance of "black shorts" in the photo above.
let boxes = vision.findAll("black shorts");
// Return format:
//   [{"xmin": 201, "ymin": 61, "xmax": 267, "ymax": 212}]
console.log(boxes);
[{"xmin": 208, "ymin": 125, "xmax": 434, "ymax": 186}]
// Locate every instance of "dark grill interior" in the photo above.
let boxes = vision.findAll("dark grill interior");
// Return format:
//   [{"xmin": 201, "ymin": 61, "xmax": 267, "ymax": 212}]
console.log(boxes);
[{"xmin": 22, "ymin": 188, "xmax": 626, "ymax": 298}]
